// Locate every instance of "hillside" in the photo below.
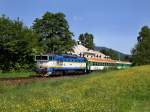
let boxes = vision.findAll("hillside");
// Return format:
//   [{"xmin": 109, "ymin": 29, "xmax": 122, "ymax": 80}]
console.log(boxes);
[
  {"xmin": 95, "ymin": 46, "xmax": 131, "ymax": 61},
  {"xmin": 0, "ymin": 66, "xmax": 150, "ymax": 112}
]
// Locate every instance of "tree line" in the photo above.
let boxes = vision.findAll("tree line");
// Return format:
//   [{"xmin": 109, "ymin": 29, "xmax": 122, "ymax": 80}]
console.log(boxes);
[{"xmin": 0, "ymin": 12, "xmax": 95, "ymax": 72}]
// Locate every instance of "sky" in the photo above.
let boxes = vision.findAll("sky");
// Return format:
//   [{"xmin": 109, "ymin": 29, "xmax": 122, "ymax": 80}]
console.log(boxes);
[{"xmin": 0, "ymin": 0, "xmax": 150, "ymax": 54}]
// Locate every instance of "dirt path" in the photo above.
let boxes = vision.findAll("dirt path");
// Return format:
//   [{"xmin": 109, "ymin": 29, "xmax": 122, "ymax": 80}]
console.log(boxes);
[
  {"xmin": 0, "ymin": 74, "xmax": 86, "ymax": 85},
  {"xmin": 0, "ymin": 76, "xmax": 49, "ymax": 85}
]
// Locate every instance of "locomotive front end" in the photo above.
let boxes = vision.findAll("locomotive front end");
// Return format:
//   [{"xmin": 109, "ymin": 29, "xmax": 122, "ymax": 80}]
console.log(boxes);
[{"xmin": 35, "ymin": 55, "xmax": 55, "ymax": 75}]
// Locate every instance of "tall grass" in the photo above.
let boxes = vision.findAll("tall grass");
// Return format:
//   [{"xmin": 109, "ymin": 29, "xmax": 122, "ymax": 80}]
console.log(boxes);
[
  {"xmin": 0, "ymin": 65, "xmax": 150, "ymax": 112},
  {"xmin": 0, "ymin": 71, "xmax": 34, "ymax": 78}
]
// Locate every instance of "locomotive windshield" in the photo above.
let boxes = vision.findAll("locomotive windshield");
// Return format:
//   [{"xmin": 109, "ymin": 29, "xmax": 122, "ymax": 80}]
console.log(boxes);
[{"xmin": 35, "ymin": 55, "xmax": 48, "ymax": 61}]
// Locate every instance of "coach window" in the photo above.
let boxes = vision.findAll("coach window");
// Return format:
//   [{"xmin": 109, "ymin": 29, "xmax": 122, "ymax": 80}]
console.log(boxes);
[
  {"xmin": 92, "ymin": 62, "xmax": 94, "ymax": 66},
  {"xmin": 93, "ymin": 62, "xmax": 95, "ymax": 66},
  {"xmin": 49, "ymin": 56, "xmax": 52, "ymax": 60},
  {"xmin": 102, "ymin": 63, "xmax": 104, "ymax": 66},
  {"xmin": 97, "ymin": 62, "xmax": 99, "ymax": 66},
  {"xmin": 91, "ymin": 62, "xmax": 93, "ymax": 66},
  {"xmin": 103, "ymin": 63, "xmax": 105, "ymax": 66}
]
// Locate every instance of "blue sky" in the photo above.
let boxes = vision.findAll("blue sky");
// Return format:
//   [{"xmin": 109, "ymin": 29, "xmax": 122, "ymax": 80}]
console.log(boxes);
[{"xmin": 0, "ymin": 0, "xmax": 150, "ymax": 54}]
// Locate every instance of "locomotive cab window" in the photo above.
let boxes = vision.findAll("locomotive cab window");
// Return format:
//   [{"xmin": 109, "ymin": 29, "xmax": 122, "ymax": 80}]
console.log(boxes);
[
  {"xmin": 36, "ymin": 56, "xmax": 41, "ymax": 60},
  {"xmin": 35, "ymin": 56, "xmax": 48, "ymax": 61}
]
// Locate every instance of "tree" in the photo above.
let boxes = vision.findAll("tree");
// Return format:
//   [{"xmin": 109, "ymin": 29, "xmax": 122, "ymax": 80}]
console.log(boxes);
[
  {"xmin": 79, "ymin": 33, "xmax": 95, "ymax": 49},
  {"xmin": 32, "ymin": 12, "xmax": 75, "ymax": 54},
  {"xmin": 132, "ymin": 26, "xmax": 150, "ymax": 65},
  {"xmin": 100, "ymin": 49, "xmax": 118, "ymax": 60},
  {"xmin": 0, "ymin": 15, "xmax": 42, "ymax": 71}
]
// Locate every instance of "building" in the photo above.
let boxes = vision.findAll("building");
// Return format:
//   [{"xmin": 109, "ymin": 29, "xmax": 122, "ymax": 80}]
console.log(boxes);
[{"xmin": 72, "ymin": 43, "xmax": 109, "ymax": 59}]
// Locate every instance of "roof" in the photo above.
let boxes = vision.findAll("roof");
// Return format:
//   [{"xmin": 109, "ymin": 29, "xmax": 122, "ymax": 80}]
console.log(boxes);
[
  {"xmin": 72, "ymin": 44, "xmax": 106, "ymax": 57},
  {"xmin": 87, "ymin": 57, "xmax": 116, "ymax": 63}
]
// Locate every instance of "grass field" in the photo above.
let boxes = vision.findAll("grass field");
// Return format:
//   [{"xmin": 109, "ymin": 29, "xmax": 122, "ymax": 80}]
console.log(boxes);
[
  {"xmin": 0, "ymin": 65, "xmax": 150, "ymax": 112},
  {"xmin": 0, "ymin": 71, "xmax": 34, "ymax": 78}
]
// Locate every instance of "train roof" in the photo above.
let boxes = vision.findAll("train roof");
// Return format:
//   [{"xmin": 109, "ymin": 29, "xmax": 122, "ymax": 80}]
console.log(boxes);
[
  {"xmin": 87, "ymin": 57, "xmax": 132, "ymax": 64},
  {"xmin": 37, "ymin": 54, "xmax": 86, "ymax": 59}
]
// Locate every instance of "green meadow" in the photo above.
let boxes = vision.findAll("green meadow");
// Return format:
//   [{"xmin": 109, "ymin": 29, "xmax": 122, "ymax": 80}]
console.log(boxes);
[
  {"xmin": 0, "ymin": 66, "xmax": 150, "ymax": 112},
  {"xmin": 0, "ymin": 71, "xmax": 34, "ymax": 78}
]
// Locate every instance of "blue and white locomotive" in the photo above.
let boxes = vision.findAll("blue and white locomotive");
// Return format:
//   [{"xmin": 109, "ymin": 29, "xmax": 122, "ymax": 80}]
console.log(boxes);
[{"xmin": 35, "ymin": 54, "xmax": 87, "ymax": 75}]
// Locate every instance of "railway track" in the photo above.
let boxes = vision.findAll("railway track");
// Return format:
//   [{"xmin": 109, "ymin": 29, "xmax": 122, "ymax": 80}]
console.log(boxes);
[{"xmin": 0, "ymin": 73, "xmax": 87, "ymax": 82}]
